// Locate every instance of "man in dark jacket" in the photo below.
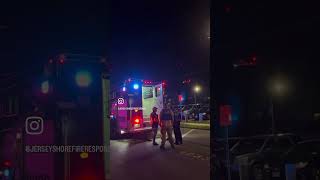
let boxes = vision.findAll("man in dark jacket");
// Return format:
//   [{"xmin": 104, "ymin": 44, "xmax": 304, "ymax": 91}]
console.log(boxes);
[{"xmin": 173, "ymin": 110, "xmax": 183, "ymax": 145}]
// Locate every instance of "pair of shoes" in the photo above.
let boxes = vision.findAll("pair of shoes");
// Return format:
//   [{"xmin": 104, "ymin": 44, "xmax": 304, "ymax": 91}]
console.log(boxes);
[
  {"xmin": 160, "ymin": 145, "xmax": 165, "ymax": 150},
  {"xmin": 153, "ymin": 142, "xmax": 159, "ymax": 145}
]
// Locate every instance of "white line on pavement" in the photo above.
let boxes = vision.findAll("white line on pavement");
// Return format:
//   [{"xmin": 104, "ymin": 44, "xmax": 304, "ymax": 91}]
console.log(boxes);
[{"xmin": 182, "ymin": 129, "xmax": 195, "ymax": 138}]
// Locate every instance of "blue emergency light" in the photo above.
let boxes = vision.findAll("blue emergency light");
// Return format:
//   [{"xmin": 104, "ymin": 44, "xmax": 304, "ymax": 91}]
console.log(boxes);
[{"xmin": 133, "ymin": 83, "xmax": 139, "ymax": 90}]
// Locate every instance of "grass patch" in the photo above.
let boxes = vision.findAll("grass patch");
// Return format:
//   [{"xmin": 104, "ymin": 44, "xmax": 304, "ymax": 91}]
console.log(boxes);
[{"xmin": 180, "ymin": 122, "xmax": 210, "ymax": 130}]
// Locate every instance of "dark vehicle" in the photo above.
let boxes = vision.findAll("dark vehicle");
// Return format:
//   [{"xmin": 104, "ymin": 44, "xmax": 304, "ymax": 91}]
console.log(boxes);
[
  {"xmin": 282, "ymin": 139, "xmax": 320, "ymax": 179},
  {"xmin": 234, "ymin": 133, "xmax": 299, "ymax": 180},
  {"xmin": 215, "ymin": 135, "xmax": 267, "ymax": 180}
]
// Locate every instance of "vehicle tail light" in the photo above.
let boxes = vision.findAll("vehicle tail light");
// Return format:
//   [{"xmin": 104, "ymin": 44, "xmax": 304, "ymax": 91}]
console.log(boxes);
[
  {"xmin": 3, "ymin": 161, "xmax": 11, "ymax": 167},
  {"xmin": 134, "ymin": 118, "xmax": 140, "ymax": 124}
]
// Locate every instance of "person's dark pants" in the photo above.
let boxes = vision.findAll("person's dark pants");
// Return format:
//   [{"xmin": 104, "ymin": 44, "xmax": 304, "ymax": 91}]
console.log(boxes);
[
  {"xmin": 173, "ymin": 121, "xmax": 182, "ymax": 144},
  {"xmin": 152, "ymin": 123, "xmax": 159, "ymax": 143}
]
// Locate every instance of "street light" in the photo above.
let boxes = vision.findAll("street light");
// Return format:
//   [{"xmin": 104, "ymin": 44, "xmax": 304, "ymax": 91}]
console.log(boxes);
[
  {"xmin": 268, "ymin": 77, "xmax": 289, "ymax": 135},
  {"xmin": 193, "ymin": 85, "xmax": 201, "ymax": 104}
]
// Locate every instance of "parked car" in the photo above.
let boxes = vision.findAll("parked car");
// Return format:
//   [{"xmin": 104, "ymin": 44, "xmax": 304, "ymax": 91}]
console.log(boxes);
[
  {"xmin": 234, "ymin": 133, "xmax": 300, "ymax": 180},
  {"xmin": 282, "ymin": 139, "xmax": 320, "ymax": 179}
]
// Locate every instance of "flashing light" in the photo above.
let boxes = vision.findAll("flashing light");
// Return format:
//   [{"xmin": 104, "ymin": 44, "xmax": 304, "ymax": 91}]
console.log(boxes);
[
  {"xmin": 133, "ymin": 83, "xmax": 139, "ymax": 90},
  {"xmin": 120, "ymin": 130, "xmax": 125, "ymax": 134},
  {"xmin": 134, "ymin": 118, "xmax": 140, "ymax": 124},
  {"xmin": 3, "ymin": 169, "xmax": 9, "ymax": 177},
  {"xmin": 144, "ymin": 80, "xmax": 152, "ymax": 84},
  {"xmin": 122, "ymin": 87, "xmax": 126, "ymax": 92},
  {"xmin": 3, "ymin": 161, "xmax": 11, "ymax": 167},
  {"xmin": 75, "ymin": 71, "xmax": 92, "ymax": 87},
  {"xmin": 59, "ymin": 58, "xmax": 64, "ymax": 64},
  {"xmin": 178, "ymin": 95, "xmax": 184, "ymax": 102},
  {"xmin": 80, "ymin": 152, "xmax": 89, "ymax": 159},
  {"xmin": 41, "ymin": 80, "xmax": 49, "ymax": 94}
]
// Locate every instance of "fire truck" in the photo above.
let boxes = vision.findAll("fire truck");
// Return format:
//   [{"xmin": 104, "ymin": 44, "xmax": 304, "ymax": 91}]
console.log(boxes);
[
  {"xmin": 110, "ymin": 78, "xmax": 165, "ymax": 138},
  {"xmin": 3, "ymin": 54, "xmax": 111, "ymax": 180}
]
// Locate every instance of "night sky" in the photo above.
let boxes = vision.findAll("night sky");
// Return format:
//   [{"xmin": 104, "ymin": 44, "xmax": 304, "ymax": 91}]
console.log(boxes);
[
  {"xmin": 212, "ymin": 1, "xmax": 320, "ymax": 136},
  {"xmin": 0, "ymin": 1, "xmax": 209, "ymax": 89}
]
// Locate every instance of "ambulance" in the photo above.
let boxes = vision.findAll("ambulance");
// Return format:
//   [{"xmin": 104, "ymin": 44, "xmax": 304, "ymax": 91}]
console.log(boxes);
[{"xmin": 110, "ymin": 78, "xmax": 165, "ymax": 138}]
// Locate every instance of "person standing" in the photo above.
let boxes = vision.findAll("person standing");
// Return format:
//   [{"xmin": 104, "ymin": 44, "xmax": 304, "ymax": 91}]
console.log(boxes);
[
  {"xmin": 173, "ymin": 110, "xmax": 183, "ymax": 145},
  {"xmin": 159, "ymin": 103, "xmax": 175, "ymax": 150},
  {"xmin": 150, "ymin": 107, "xmax": 159, "ymax": 145}
]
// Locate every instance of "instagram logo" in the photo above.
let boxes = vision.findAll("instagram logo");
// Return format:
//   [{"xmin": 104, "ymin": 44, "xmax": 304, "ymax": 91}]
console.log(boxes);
[
  {"xmin": 25, "ymin": 116, "xmax": 44, "ymax": 135},
  {"xmin": 118, "ymin": 98, "xmax": 125, "ymax": 105}
]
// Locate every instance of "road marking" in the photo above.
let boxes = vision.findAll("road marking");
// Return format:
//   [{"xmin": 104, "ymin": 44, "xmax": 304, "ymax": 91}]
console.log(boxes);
[
  {"xmin": 182, "ymin": 129, "xmax": 195, "ymax": 138},
  {"xmin": 178, "ymin": 150, "xmax": 209, "ymax": 161}
]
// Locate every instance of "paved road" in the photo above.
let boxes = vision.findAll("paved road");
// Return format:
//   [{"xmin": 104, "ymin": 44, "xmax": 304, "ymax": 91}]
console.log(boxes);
[{"xmin": 110, "ymin": 128, "xmax": 210, "ymax": 180}]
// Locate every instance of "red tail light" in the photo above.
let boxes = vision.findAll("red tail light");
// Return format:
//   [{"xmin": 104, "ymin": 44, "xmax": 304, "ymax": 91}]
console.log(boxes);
[
  {"xmin": 134, "ymin": 118, "xmax": 140, "ymax": 124},
  {"xmin": 3, "ymin": 160, "xmax": 11, "ymax": 167}
]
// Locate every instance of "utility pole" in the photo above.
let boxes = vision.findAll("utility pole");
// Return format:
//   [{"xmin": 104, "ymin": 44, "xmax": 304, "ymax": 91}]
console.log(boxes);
[{"xmin": 270, "ymin": 98, "xmax": 275, "ymax": 135}]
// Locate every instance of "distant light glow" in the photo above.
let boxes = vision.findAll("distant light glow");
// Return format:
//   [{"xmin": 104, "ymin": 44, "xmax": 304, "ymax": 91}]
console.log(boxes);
[
  {"xmin": 194, "ymin": 85, "xmax": 201, "ymax": 93},
  {"xmin": 122, "ymin": 87, "xmax": 126, "ymax": 91},
  {"xmin": 120, "ymin": 130, "xmax": 125, "ymax": 134},
  {"xmin": 133, "ymin": 83, "xmax": 139, "ymax": 90},
  {"xmin": 75, "ymin": 71, "xmax": 92, "ymax": 87},
  {"xmin": 41, "ymin": 81, "xmax": 49, "ymax": 94}
]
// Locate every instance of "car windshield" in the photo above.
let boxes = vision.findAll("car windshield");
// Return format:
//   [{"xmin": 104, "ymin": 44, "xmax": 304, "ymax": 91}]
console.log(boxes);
[
  {"xmin": 231, "ymin": 138, "xmax": 265, "ymax": 155},
  {"xmin": 262, "ymin": 137, "xmax": 295, "ymax": 153}
]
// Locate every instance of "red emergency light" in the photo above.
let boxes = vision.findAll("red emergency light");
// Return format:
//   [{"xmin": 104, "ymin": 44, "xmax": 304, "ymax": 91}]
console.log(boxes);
[
  {"xmin": 3, "ymin": 160, "xmax": 12, "ymax": 167},
  {"xmin": 134, "ymin": 118, "xmax": 140, "ymax": 124},
  {"xmin": 59, "ymin": 58, "xmax": 64, "ymax": 64}
]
